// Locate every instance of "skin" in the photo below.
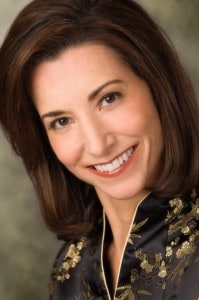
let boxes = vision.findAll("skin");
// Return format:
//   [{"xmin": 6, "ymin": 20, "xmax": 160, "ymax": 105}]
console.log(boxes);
[{"xmin": 32, "ymin": 43, "xmax": 164, "ymax": 294}]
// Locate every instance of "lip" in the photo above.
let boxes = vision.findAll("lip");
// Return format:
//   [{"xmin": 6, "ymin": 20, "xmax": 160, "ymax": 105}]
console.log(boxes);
[{"xmin": 88, "ymin": 145, "xmax": 137, "ymax": 178}]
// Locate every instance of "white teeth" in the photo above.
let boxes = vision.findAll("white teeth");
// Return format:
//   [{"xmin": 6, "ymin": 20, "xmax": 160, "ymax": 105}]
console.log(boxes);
[
  {"xmin": 107, "ymin": 164, "xmax": 114, "ymax": 172},
  {"xmin": 102, "ymin": 165, "xmax": 108, "ymax": 172},
  {"xmin": 112, "ymin": 159, "xmax": 120, "ymax": 169},
  {"xmin": 127, "ymin": 149, "xmax": 132, "ymax": 156},
  {"xmin": 94, "ymin": 147, "xmax": 133, "ymax": 173},
  {"xmin": 95, "ymin": 165, "xmax": 103, "ymax": 172},
  {"xmin": 119, "ymin": 156, "xmax": 123, "ymax": 165},
  {"xmin": 122, "ymin": 152, "xmax": 128, "ymax": 161}
]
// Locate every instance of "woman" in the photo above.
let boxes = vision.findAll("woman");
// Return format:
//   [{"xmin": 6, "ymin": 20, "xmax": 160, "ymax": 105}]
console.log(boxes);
[{"xmin": 0, "ymin": 0, "xmax": 198, "ymax": 299}]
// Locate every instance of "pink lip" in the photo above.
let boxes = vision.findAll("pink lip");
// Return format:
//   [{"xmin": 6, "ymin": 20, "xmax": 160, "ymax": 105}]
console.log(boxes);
[{"xmin": 88, "ymin": 145, "xmax": 137, "ymax": 178}]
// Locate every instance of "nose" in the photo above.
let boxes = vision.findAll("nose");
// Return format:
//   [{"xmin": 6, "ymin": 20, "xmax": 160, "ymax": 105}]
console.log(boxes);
[{"xmin": 81, "ymin": 116, "xmax": 115, "ymax": 157}]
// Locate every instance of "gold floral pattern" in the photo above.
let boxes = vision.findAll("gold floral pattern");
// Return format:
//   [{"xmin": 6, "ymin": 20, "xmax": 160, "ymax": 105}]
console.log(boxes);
[
  {"xmin": 131, "ymin": 249, "xmax": 167, "ymax": 289},
  {"xmin": 166, "ymin": 193, "xmax": 199, "ymax": 237},
  {"xmin": 122, "ymin": 189, "xmax": 199, "ymax": 295},
  {"xmin": 176, "ymin": 237, "xmax": 197, "ymax": 259},
  {"xmin": 115, "ymin": 284, "xmax": 151, "ymax": 300},
  {"xmin": 50, "ymin": 190, "xmax": 199, "ymax": 300},
  {"xmin": 164, "ymin": 190, "xmax": 199, "ymax": 284},
  {"xmin": 128, "ymin": 218, "xmax": 148, "ymax": 245},
  {"xmin": 52, "ymin": 237, "xmax": 87, "ymax": 282}
]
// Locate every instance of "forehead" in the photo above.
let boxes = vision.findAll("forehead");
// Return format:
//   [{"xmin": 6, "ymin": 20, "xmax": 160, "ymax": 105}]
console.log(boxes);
[
  {"xmin": 33, "ymin": 43, "xmax": 125, "ymax": 79},
  {"xmin": 31, "ymin": 43, "xmax": 132, "ymax": 101}
]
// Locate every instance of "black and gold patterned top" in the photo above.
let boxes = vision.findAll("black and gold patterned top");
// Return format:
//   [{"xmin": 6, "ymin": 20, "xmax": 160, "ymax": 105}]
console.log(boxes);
[{"xmin": 50, "ymin": 189, "xmax": 199, "ymax": 299}]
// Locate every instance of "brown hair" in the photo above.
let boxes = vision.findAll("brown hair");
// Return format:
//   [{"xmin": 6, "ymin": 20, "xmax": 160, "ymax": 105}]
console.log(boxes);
[{"xmin": 0, "ymin": 0, "xmax": 198, "ymax": 239}]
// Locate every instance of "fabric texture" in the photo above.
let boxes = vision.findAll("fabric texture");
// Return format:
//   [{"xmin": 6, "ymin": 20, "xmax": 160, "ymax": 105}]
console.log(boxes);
[{"xmin": 50, "ymin": 189, "xmax": 199, "ymax": 300}]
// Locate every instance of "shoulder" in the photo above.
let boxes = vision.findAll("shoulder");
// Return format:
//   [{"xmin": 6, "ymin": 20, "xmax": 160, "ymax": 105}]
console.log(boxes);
[
  {"xmin": 52, "ymin": 237, "xmax": 88, "ymax": 282},
  {"xmin": 165, "ymin": 188, "xmax": 199, "ymax": 284},
  {"xmin": 166, "ymin": 188, "xmax": 199, "ymax": 224},
  {"xmin": 49, "ymin": 237, "xmax": 88, "ymax": 297},
  {"xmin": 49, "ymin": 219, "xmax": 103, "ymax": 299}
]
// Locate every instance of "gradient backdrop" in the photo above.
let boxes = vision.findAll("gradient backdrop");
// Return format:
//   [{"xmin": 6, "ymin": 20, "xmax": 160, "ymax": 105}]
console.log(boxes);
[{"xmin": 0, "ymin": 1, "xmax": 198, "ymax": 299}]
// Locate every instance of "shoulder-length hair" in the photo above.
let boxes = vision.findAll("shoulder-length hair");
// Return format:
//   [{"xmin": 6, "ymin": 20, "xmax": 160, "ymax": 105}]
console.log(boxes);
[{"xmin": 0, "ymin": 0, "xmax": 198, "ymax": 239}]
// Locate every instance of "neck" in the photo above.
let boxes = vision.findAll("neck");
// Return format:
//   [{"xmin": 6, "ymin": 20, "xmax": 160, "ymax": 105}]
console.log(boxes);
[
  {"xmin": 99, "ymin": 190, "xmax": 150, "ymax": 298},
  {"xmin": 99, "ymin": 189, "xmax": 150, "ymax": 249}
]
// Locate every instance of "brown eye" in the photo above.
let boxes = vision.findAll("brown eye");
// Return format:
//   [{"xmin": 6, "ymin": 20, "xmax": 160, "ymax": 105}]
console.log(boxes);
[
  {"xmin": 51, "ymin": 117, "xmax": 70, "ymax": 129},
  {"xmin": 100, "ymin": 92, "xmax": 120, "ymax": 109}
]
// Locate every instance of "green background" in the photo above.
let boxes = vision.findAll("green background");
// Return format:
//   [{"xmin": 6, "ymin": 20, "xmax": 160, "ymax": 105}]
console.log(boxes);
[{"xmin": 0, "ymin": 1, "xmax": 198, "ymax": 299}]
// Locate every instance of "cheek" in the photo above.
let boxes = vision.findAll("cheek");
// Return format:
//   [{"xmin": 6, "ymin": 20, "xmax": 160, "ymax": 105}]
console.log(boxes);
[
  {"xmin": 116, "ymin": 112, "xmax": 150, "ymax": 136},
  {"xmin": 110, "ymin": 99, "xmax": 153, "ymax": 135},
  {"xmin": 48, "ymin": 135, "xmax": 81, "ymax": 167},
  {"xmin": 147, "ymin": 116, "xmax": 164, "ymax": 170}
]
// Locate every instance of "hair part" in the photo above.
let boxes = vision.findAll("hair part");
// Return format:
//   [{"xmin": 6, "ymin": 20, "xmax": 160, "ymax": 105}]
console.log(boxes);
[{"xmin": 0, "ymin": 0, "xmax": 199, "ymax": 239}]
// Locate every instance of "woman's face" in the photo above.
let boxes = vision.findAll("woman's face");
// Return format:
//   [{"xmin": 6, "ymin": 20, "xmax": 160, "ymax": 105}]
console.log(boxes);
[{"xmin": 32, "ymin": 43, "xmax": 163, "ymax": 203}]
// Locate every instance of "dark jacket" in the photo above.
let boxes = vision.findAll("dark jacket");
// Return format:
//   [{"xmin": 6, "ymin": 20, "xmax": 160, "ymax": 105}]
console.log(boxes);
[{"xmin": 50, "ymin": 190, "xmax": 199, "ymax": 299}]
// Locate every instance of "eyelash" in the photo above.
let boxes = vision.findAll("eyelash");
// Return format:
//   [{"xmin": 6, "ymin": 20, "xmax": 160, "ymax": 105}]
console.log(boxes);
[
  {"xmin": 48, "ymin": 117, "xmax": 71, "ymax": 130},
  {"xmin": 99, "ymin": 92, "xmax": 121, "ymax": 110}
]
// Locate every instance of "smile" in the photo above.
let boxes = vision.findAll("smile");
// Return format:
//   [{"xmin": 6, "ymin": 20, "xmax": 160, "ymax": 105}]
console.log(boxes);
[{"xmin": 93, "ymin": 146, "xmax": 134, "ymax": 173}]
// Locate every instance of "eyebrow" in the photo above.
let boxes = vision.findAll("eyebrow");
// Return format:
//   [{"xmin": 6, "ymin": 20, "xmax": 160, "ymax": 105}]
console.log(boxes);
[
  {"xmin": 88, "ymin": 79, "xmax": 124, "ymax": 101},
  {"xmin": 41, "ymin": 110, "xmax": 67, "ymax": 121},
  {"xmin": 41, "ymin": 79, "xmax": 124, "ymax": 120}
]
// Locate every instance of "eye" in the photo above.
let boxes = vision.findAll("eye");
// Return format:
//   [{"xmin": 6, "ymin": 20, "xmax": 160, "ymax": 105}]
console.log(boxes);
[
  {"xmin": 50, "ymin": 117, "xmax": 71, "ymax": 130},
  {"xmin": 99, "ymin": 92, "xmax": 120, "ymax": 110}
]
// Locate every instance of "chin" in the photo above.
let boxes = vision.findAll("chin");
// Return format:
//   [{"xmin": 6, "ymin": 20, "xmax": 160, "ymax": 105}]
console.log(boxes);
[{"xmin": 97, "ymin": 182, "xmax": 149, "ymax": 202}]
